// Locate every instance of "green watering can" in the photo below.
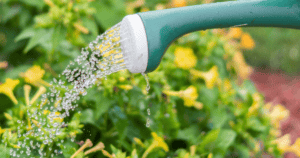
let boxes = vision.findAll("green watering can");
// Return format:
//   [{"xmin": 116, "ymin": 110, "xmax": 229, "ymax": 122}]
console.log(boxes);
[{"xmin": 119, "ymin": 0, "xmax": 300, "ymax": 73}]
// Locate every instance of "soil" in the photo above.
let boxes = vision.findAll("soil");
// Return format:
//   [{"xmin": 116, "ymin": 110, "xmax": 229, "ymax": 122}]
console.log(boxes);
[{"xmin": 250, "ymin": 68, "xmax": 300, "ymax": 158}]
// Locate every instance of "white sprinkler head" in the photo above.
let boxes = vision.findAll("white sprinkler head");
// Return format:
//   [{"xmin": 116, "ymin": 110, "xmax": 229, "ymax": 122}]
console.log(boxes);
[{"xmin": 120, "ymin": 14, "xmax": 148, "ymax": 73}]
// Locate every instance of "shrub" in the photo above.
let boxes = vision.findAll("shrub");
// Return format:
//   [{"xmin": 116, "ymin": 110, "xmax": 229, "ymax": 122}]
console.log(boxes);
[{"xmin": 0, "ymin": 0, "xmax": 297, "ymax": 158}]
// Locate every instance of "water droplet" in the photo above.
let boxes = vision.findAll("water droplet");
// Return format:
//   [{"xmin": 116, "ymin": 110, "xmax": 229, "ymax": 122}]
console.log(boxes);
[
  {"xmin": 141, "ymin": 72, "xmax": 150, "ymax": 93},
  {"xmin": 146, "ymin": 118, "xmax": 151, "ymax": 128}
]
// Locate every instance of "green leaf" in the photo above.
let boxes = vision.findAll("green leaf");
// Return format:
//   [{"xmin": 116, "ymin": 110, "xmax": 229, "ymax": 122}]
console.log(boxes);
[
  {"xmin": 34, "ymin": 13, "xmax": 53, "ymax": 28},
  {"xmin": 52, "ymin": 25, "xmax": 65, "ymax": 51},
  {"xmin": 242, "ymin": 80, "xmax": 257, "ymax": 94},
  {"xmin": 21, "ymin": 0, "xmax": 45, "ymax": 10},
  {"xmin": 61, "ymin": 140, "xmax": 78, "ymax": 158},
  {"xmin": 2, "ymin": 5, "xmax": 21, "ymax": 23},
  {"xmin": 24, "ymin": 28, "xmax": 52, "ymax": 53},
  {"xmin": 199, "ymin": 128, "xmax": 220, "ymax": 149},
  {"xmin": 234, "ymin": 144, "xmax": 250, "ymax": 158},
  {"xmin": 92, "ymin": 0, "xmax": 126, "ymax": 29},
  {"xmin": 177, "ymin": 125, "xmax": 200, "ymax": 144},
  {"xmin": 83, "ymin": 88, "xmax": 115, "ymax": 119},
  {"xmin": 110, "ymin": 145, "xmax": 119, "ymax": 155},
  {"xmin": 128, "ymin": 87, "xmax": 144, "ymax": 108},
  {"xmin": 57, "ymin": 40, "xmax": 81, "ymax": 58},
  {"xmin": 211, "ymin": 107, "xmax": 228, "ymax": 129},
  {"xmin": 75, "ymin": 152, "xmax": 84, "ymax": 158},
  {"xmin": 0, "ymin": 26, "xmax": 26, "ymax": 55},
  {"xmin": 80, "ymin": 109, "xmax": 96, "ymax": 125},
  {"xmin": 211, "ymin": 56, "xmax": 228, "ymax": 79},
  {"xmin": 82, "ymin": 17, "xmax": 98, "ymax": 36},
  {"xmin": 199, "ymin": 87, "xmax": 219, "ymax": 109},
  {"xmin": 95, "ymin": 96, "xmax": 115, "ymax": 119},
  {"xmin": 214, "ymin": 129, "xmax": 237, "ymax": 151},
  {"xmin": 126, "ymin": 115, "xmax": 151, "ymax": 140},
  {"xmin": 15, "ymin": 27, "xmax": 35, "ymax": 42},
  {"xmin": 110, "ymin": 144, "xmax": 127, "ymax": 158},
  {"xmin": 19, "ymin": 8, "xmax": 31, "ymax": 28},
  {"xmin": 152, "ymin": 83, "xmax": 162, "ymax": 101},
  {"xmin": 246, "ymin": 117, "xmax": 266, "ymax": 132},
  {"xmin": 0, "ymin": 145, "xmax": 10, "ymax": 158},
  {"xmin": 108, "ymin": 106, "xmax": 129, "ymax": 139},
  {"xmin": 2, "ymin": 65, "xmax": 31, "ymax": 82}
]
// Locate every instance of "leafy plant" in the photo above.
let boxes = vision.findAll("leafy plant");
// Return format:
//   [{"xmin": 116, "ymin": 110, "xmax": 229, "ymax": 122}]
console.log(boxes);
[{"xmin": 0, "ymin": 0, "xmax": 298, "ymax": 158}]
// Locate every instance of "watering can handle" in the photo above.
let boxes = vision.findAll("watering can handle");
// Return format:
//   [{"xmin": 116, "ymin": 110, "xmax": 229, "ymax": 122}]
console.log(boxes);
[{"xmin": 137, "ymin": 0, "xmax": 300, "ymax": 73}]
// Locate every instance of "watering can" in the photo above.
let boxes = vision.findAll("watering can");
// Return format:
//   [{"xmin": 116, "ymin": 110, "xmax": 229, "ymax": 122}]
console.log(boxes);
[{"xmin": 119, "ymin": 0, "xmax": 300, "ymax": 73}]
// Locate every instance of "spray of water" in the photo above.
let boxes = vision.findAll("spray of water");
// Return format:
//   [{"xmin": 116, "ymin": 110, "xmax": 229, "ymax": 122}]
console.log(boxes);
[{"xmin": 10, "ymin": 22, "xmax": 130, "ymax": 157}]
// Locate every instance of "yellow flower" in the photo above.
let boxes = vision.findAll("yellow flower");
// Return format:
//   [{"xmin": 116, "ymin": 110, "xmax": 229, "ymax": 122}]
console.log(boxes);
[
  {"xmin": 163, "ymin": 86, "xmax": 203, "ymax": 110},
  {"xmin": 271, "ymin": 134, "xmax": 291, "ymax": 154},
  {"xmin": 190, "ymin": 66, "xmax": 219, "ymax": 89},
  {"xmin": 190, "ymin": 145, "xmax": 196, "ymax": 156},
  {"xmin": 142, "ymin": 132, "xmax": 169, "ymax": 158},
  {"xmin": 13, "ymin": 145, "xmax": 21, "ymax": 149},
  {"xmin": 240, "ymin": 33, "xmax": 255, "ymax": 50},
  {"xmin": 118, "ymin": 85, "xmax": 133, "ymax": 91},
  {"xmin": 4, "ymin": 113, "xmax": 12, "ymax": 120},
  {"xmin": 73, "ymin": 22, "xmax": 89, "ymax": 34},
  {"xmin": 141, "ymin": 7, "xmax": 150, "ymax": 12},
  {"xmin": 53, "ymin": 112, "xmax": 63, "ymax": 122},
  {"xmin": 269, "ymin": 128, "xmax": 281, "ymax": 137},
  {"xmin": 119, "ymin": 77, "xmax": 126, "ymax": 82},
  {"xmin": 254, "ymin": 141, "xmax": 261, "ymax": 153},
  {"xmin": 227, "ymin": 28, "xmax": 243, "ymax": 39},
  {"xmin": 174, "ymin": 47, "xmax": 197, "ymax": 69},
  {"xmin": 155, "ymin": 4, "xmax": 165, "ymax": 10},
  {"xmin": 184, "ymin": 153, "xmax": 190, "ymax": 158},
  {"xmin": 20, "ymin": 65, "xmax": 49, "ymax": 87},
  {"xmin": 43, "ymin": 110, "xmax": 63, "ymax": 123},
  {"xmin": 269, "ymin": 104, "xmax": 289, "ymax": 128},
  {"xmin": 171, "ymin": 0, "xmax": 186, "ymax": 7},
  {"xmin": 102, "ymin": 149, "xmax": 114, "ymax": 158},
  {"xmin": 264, "ymin": 102, "xmax": 273, "ymax": 111},
  {"xmin": 290, "ymin": 138, "xmax": 300, "ymax": 157},
  {"xmin": 71, "ymin": 139, "xmax": 93, "ymax": 158},
  {"xmin": 203, "ymin": 0, "xmax": 214, "ymax": 4},
  {"xmin": 181, "ymin": 86, "xmax": 199, "ymax": 107},
  {"xmin": 84, "ymin": 142, "xmax": 105, "ymax": 156},
  {"xmin": 0, "ymin": 78, "xmax": 19, "ymax": 104},
  {"xmin": 134, "ymin": 137, "xmax": 145, "ymax": 148},
  {"xmin": 43, "ymin": 110, "xmax": 50, "ymax": 115},
  {"xmin": 130, "ymin": 149, "xmax": 137, "ymax": 158},
  {"xmin": 247, "ymin": 93, "xmax": 262, "ymax": 116},
  {"xmin": 0, "ymin": 127, "xmax": 8, "ymax": 136},
  {"xmin": 208, "ymin": 153, "xmax": 213, "ymax": 158},
  {"xmin": 224, "ymin": 79, "xmax": 232, "ymax": 91},
  {"xmin": 24, "ymin": 85, "xmax": 31, "ymax": 106},
  {"xmin": 44, "ymin": 0, "xmax": 55, "ymax": 7},
  {"xmin": 30, "ymin": 86, "xmax": 46, "ymax": 105},
  {"xmin": 232, "ymin": 51, "xmax": 253, "ymax": 80}
]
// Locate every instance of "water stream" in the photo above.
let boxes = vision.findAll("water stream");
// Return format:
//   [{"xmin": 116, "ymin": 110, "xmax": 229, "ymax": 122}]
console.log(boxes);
[{"xmin": 10, "ymin": 21, "xmax": 145, "ymax": 157}]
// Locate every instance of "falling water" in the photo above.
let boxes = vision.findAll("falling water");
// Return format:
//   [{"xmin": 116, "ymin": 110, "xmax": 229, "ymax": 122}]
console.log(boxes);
[
  {"xmin": 142, "ymin": 73, "xmax": 151, "ymax": 128},
  {"xmin": 11, "ymin": 21, "xmax": 130, "ymax": 157},
  {"xmin": 142, "ymin": 72, "xmax": 150, "ymax": 94}
]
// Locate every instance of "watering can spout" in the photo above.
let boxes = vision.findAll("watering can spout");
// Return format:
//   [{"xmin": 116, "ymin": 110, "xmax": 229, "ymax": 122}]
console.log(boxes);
[{"xmin": 120, "ymin": 0, "xmax": 300, "ymax": 73}]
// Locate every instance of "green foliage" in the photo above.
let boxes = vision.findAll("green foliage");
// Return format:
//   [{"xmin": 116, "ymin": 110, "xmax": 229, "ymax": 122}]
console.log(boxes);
[{"xmin": 0, "ymin": 0, "xmax": 285, "ymax": 158}]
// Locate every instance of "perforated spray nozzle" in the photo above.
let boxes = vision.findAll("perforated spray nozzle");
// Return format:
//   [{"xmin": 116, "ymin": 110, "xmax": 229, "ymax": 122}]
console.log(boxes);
[{"xmin": 120, "ymin": 14, "xmax": 148, "ymax": 74}]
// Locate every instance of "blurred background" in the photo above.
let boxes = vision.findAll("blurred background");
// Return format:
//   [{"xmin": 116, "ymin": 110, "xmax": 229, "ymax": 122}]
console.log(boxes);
[{"xmin": 1, "ymin": 0, "xmax": 300, "ymax": 157}]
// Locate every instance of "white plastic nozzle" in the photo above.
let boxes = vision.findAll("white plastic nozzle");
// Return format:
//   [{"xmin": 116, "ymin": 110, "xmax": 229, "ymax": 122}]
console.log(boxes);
[{"xmin": 120, "ymin": 14, "xmax": 148, "ymax": 73}]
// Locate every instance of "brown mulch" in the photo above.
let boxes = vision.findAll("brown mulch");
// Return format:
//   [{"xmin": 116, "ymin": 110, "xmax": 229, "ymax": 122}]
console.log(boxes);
[{"xmin": 250, "ymin": 68, "xmax": 300, "ymax": 158}]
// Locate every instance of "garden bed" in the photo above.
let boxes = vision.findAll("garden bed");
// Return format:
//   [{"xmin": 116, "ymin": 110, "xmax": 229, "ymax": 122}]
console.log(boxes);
[{"xmin": 251, "ymin": 68, "xmax": 300, "ymax": 158}]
